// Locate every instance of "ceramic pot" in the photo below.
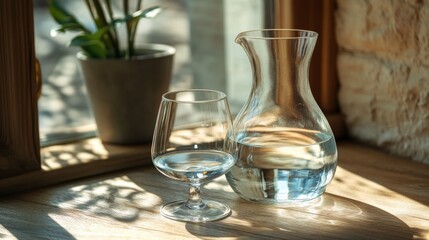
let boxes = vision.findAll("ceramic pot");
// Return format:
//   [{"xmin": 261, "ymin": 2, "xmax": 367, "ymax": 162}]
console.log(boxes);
[{"xmin": 78, "ymin": 44, "xmax": 175, "ymax": 144}]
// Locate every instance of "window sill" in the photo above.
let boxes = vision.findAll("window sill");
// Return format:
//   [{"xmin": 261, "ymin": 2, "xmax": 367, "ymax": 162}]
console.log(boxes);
[
  {"xmin": 1, "ymin": 112, "xmax": 345, "ymax": 196},
  {"xmin": 0, "ymin": 138, "xmax": 152, "ymax": 196},
  {"xmin": 2, "ymin": 113, "xmax": 346, "ymax": 196}
]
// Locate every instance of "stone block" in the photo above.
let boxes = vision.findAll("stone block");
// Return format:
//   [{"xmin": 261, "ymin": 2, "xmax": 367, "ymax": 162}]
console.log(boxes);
[
  {"xmin": 336, "ymin": 0, "xmax": 423, "ymax": 63},
  {"xmin": 418, "ymin": 1, "xmax": 429, "ymax": 66},
  {"xmin": 336, "ymin": 0, "xmax": 429, "ymax": 163}
]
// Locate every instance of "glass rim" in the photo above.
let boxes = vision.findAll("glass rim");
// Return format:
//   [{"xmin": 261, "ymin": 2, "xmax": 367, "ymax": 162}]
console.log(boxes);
[
  {"xmin": 236, "ymin": 29, "xmax": 318, "ymax": 40},
  {"xmin": 162, "ymin": 89, "xmax": 228, "ymax": 103}
]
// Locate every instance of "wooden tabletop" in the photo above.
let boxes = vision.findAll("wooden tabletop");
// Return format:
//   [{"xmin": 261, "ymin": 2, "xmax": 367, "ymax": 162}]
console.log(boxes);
[{"xmin": 0, "ymin": 141, "xmax": 428, "ymax": 240}]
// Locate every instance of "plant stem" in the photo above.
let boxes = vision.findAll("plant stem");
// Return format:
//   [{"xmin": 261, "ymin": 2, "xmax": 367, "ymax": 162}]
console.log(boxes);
[
  {"xmin": 105, "ymin": 0, "xmax": 119, "ymax": 50},
  {"xmin": 129, "ymin": 0, "xmax": 143, "ymax": 57},
  {"xmin": 136, "ymin": 0, "xmax": 142, "ymax": 11},
  {"xmin": 90, "ymin": 0, "xmax": 120, "ymax": 58},
  {"xmin": 84, "ymin": 0, "xmax": 97, "ymax": 24},
  {"xmin": 105, "ymin": 0, "xmax": 114, "ymax": 20},
  {"xmin": 123, "ymin": 0, "xmax": 131, "ymax": 58}
]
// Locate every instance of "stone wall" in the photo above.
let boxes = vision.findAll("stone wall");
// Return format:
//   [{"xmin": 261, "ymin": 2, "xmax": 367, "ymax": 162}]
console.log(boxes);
[{"xmin": 336, "ymin": 0, "xmax": 429, "ymax": 163}]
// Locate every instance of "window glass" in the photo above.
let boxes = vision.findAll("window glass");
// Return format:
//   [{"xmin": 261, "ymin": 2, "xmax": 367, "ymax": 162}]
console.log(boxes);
[
  {"xmin": 34, "ymin": 0, "xmax": 263, "ymax": 145},
  {"xmin": 35, "ymin": 0, "xmax": 96, "ymax": 145}
]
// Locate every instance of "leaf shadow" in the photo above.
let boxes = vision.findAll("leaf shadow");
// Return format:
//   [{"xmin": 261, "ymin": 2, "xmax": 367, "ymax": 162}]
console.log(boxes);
[{"xmin": 184, "ymin": 193, "xmax": 413, "ymax": 240}]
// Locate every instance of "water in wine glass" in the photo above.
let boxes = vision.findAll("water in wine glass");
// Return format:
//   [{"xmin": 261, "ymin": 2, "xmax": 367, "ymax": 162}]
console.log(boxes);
[
  {"xmin": 151, "ymin": 89, "xmax": 236, "ymax": 222},
  {"xmin": 153, "ymin": 150, "xmax": 235, "ymax": 183}
]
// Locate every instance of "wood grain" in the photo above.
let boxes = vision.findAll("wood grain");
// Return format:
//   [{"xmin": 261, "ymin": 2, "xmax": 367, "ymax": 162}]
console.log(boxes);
[
  {"xmin": 0, "ymin": 141, "xmax": 428, "ymax": 239},
  {"xmin": 0, "ymin": 138, "xmax": 152, "ymax": 195},
  {"xmin": 0, "ymin": 0, "xmax": 40, "ymax": 178},
  {"xmin": 273, "ymin": 0, "xmax": 345, "ymax": 140},
  {"xmin": 275, "ymin": 0, "xmax": 339, "ymax": 114}
]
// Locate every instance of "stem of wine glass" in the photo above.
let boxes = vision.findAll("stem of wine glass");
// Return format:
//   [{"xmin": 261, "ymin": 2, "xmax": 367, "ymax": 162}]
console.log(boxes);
[{"xmin": 185, "ymin": 184, "xmax": 205, "ymax": 209}]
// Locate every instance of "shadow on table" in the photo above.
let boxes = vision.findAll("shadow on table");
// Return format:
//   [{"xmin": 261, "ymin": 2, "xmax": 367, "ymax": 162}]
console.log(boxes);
[
  {"xmin": 0, "ymin": 170, "xmax": 163, "ymax": 239},
  {"xmin": 0, "ymin": 198, "xmax": 78, "ymax": 240},
  {"xmin": 0, "ymin": 165, "xmax": 417, "ymax": 239},
  {"xmin": 185, "ymin": 193, "xmax": 413, "ymax": 240},
  {"xmin": 337, "ymin": 142, "xmax": 429, "ymax": 208}
]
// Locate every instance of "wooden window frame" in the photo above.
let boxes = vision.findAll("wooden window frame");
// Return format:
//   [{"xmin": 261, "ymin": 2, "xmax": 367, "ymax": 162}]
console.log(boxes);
[
  {"xmin": 0, "ymin": 0, "xmax": 345, "ymax": 195},
  {"xmin": 274, "ymin": 0, "xmax": 345, "ymax": 137},
  {"xmin": 0, "ymin": 0, "xmax": 41, "ymax": 179}
]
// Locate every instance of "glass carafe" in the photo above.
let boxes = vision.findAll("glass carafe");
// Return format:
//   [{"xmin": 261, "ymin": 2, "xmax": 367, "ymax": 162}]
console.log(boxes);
[{"xmin": 226, "ymin": 29, "xmax": 338, "ymax": 203}]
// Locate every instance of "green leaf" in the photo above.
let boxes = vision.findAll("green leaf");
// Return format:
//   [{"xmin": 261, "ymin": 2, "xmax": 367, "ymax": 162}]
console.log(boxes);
[
  {"xmin": 112, "ymin": 6, "xmax": 162, "ymax": 25},
  {"xmin": 132, "ymin": 6, "xmax": 162, "ymax": 19},
  {"xmin": 69, "ymin": 30, "xmax": 109, "ymax": 59},
  {"xmin": 82, "ymin": 44, "xmax": 107, "ymax": 59},
  {"xmin": 51, "ymin": 23, "xmax": 87, "ymax": 34},
  {"xmin": 93, "ymin": 27, "xmax": 109, "ymax": 40},
  {"xmin": 49, "ymin": 0, "xmax": 77, "ymax": 24},
  {"xmin": 49, "ymin": 0, "xmax": 89, "ymax": 33},
  {"xmin": 69, "ymin": 28, "xmax": 107, "ymax": 46}
]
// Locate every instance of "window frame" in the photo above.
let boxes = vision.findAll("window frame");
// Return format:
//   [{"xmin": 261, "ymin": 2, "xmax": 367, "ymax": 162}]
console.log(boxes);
[{"xmin": 0, "ymin": 0, "xmax": 41, "ymax": 179}]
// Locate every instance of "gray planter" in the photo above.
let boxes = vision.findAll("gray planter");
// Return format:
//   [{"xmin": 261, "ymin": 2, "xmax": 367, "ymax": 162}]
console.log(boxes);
[{"xmin": 78, "ymin": 44, "xmax": 175, "ymax": 144}]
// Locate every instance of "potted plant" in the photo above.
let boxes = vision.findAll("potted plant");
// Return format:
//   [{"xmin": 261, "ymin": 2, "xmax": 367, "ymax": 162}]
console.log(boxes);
[{"xmin": 49, "ymin": 0, "xmax": 175, "ymax": 144}]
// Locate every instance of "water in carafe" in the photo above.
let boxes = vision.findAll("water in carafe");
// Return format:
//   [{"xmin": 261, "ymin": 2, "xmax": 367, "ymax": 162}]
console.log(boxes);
[{"xmin": 226, "ymin": 29, "xmax": 338, "ymax": 203}]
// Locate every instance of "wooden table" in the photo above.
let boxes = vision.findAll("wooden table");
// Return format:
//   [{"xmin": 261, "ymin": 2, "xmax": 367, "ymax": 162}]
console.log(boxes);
[{"xmin": 0, "ymin": 141, "xmax": 428, "ymax": 239}]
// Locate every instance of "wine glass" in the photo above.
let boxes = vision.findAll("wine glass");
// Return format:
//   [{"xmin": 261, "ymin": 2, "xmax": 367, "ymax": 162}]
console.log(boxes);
[{"xmin": 151, "ymin": 89, "xmax": 237, "ymax": 222}]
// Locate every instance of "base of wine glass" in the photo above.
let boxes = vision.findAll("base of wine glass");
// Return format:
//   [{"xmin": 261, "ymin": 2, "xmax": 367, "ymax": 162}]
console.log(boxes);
[{"xmin": 160, "ymin": 200, "xmax": 231, "ymax": 222}]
